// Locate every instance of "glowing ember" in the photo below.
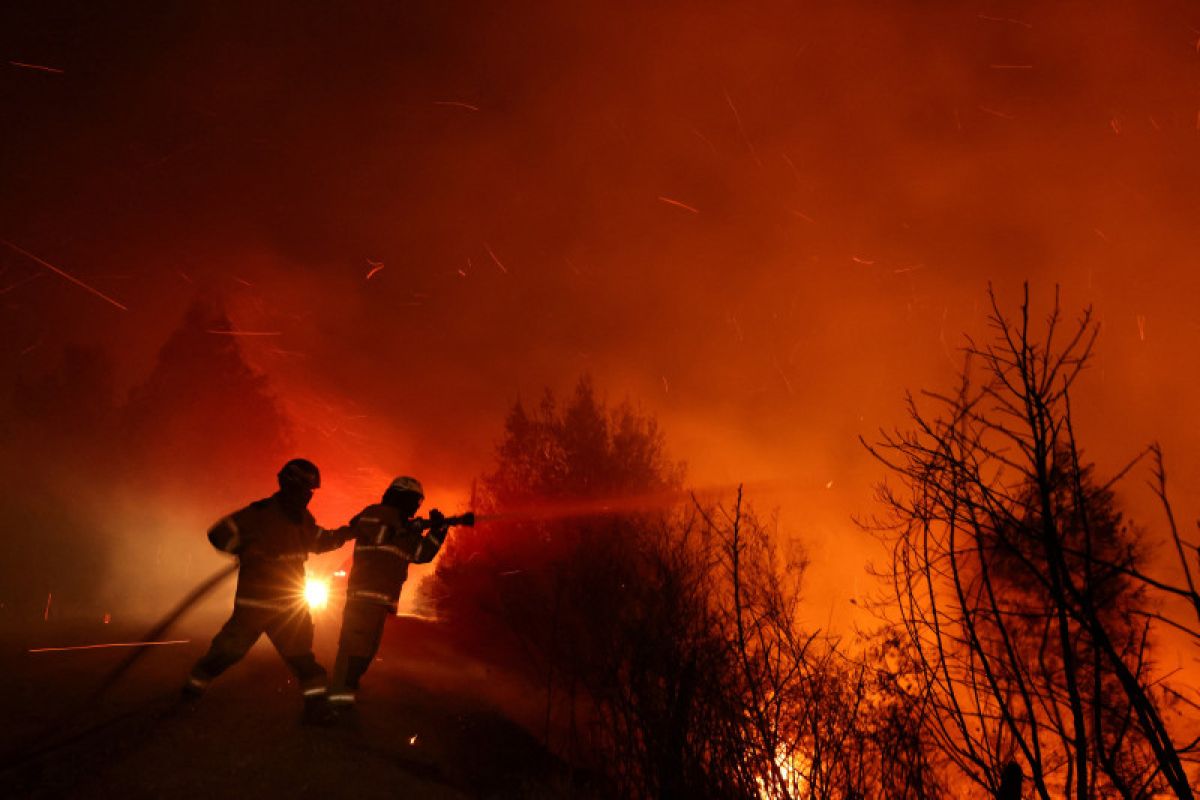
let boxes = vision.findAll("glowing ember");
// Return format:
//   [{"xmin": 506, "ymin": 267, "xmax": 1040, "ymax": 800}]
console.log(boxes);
[{"xmin": 304, "ymin": 577, "xmax": 330, "ymax": 610}]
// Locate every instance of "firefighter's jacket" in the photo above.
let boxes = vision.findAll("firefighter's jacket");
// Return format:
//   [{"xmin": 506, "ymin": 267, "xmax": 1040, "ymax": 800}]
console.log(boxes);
[
  {"xmin": 344, "ymin": 503, "xmax": 447, "ymax": 611},
  {"xmin": 207, "ymin": 493, "xmax": 347, "ymax": 610}
]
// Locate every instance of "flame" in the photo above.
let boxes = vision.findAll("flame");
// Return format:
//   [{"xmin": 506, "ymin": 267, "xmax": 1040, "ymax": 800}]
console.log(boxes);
[
  {"xmin": 756, "ymin": 746, "xmax": 809, "ymax": 800},
  {"xmin": 304, "ymin": 577, "xmax": 330, "ymax": 611}
]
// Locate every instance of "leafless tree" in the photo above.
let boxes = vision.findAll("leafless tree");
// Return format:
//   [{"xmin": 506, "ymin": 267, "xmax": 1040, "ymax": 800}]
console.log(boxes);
[
  {"xmin": 693, "ymin": 489, "xmax": 943, "ymax": 800},
  {"xmin": 864, "ymin": 284, "xmax": 1198, "ymax": 799}
]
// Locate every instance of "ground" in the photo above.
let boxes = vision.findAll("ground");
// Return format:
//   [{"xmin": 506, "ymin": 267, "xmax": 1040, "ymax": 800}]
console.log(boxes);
[{"xmin": 0, "ymin": 609, "xmax": 572, "ymax": 799}]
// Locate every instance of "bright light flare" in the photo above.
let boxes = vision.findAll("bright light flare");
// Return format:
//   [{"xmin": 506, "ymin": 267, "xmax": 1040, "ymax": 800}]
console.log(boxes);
[{"xmin": 304, "ymin": 577, "xmax": 330, "ymax": 610}]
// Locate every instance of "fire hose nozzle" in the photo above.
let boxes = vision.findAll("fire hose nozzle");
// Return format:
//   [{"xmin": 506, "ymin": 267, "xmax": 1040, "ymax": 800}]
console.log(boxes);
[
  {"xmin": 439, "ymin": 511, "xmax": 474, "ymax": 528},
  {"xmin": 415, "ymin": 511, "xmax": 475, "ymax": 531}
]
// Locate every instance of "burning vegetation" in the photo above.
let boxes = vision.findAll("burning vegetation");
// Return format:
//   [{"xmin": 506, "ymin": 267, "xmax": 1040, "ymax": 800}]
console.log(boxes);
[
  {"xmin": 415, "ymin": 302, "xmax": 1200, "ymax": 797},
  {"xmin": 3, "ymin": 3, "xmax": 1200, "ymax": 798},
  {"xmin": 2, "ymin": 275, "xmax": 1199, "ymax": 796}
]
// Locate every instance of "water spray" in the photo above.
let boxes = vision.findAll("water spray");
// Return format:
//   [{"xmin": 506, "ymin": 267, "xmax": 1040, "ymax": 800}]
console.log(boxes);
[{"xmin": 467, "ymin": 480, "xmax": 779, "ymax": 527}]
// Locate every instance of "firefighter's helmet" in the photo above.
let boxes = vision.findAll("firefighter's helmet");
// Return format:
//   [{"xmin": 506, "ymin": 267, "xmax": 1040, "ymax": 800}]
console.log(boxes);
[
  {"xmin": 389, "ymin": 476, "xmax": 424, "ymax": 498},
  {"xmin": 278, "ymin": 458, "xmax": 321, "ymax": 490}
]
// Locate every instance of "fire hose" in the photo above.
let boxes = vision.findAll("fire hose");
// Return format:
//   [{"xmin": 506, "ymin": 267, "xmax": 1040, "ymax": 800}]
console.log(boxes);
[
  {"xmin": 415, "ymin": 510, "xmax": 476, "ymax": 531},
  {"xmin": 2, "ymin": 512, "xmax": 476, "ymax": 770},
  {"xmin": 0, "ymin": 561, "xmax": 239, "ymax": 771},
  {"xmin": 85, "ymin": 561, "xmax": 240, "ymax": 702}
]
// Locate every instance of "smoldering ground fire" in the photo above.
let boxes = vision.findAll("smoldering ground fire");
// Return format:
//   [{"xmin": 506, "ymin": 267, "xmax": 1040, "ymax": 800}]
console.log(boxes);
[{"xmin": 2, "ymin": 2, "xmax": 1200, "ymax": 798}]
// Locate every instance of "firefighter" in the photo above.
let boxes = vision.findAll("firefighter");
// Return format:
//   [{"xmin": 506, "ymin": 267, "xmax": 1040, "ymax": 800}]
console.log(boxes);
[
  {"xmin": 183, "ymin": 458, "xmax": 350, "ymax": 724},
  {"xmin": 327, "ymin": 476, "xmax": 450, "ymax": 710}
]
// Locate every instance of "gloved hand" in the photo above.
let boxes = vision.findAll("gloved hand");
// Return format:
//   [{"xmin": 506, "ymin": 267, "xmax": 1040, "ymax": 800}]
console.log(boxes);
[{"xmin": 428, "ymin": 508, "xmax": 447, "ymax": 531}]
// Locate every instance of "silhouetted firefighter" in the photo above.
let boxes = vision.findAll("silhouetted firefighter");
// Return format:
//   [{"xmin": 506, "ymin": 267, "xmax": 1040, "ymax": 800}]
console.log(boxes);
[
  {"xmin": 184, "ymin": 459, "xmax": 349, "ymax": 724},
  {"xmin": 328, "ymin": 476, "xmax": 473, "ymax": 711}
]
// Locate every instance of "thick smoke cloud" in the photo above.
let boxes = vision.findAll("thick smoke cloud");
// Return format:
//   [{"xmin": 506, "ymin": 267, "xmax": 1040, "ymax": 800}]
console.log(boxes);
[{"xmin": 2, "ymin": 1, "xmax": 1198, "ymax": 621}]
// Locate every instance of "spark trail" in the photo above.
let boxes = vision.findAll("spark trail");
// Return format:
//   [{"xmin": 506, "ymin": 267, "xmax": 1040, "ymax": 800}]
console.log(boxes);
[
  {"xmin": 29, "ymin": 640, "xmax": 190, "ymax": 654},
  {"xmin": 657, "ymin": 196, "xmax": 700, "ymax": 214},
  {"xmin": 0, "ymin": 564, "xmax": 237, "ymax": 771},
  {"xmin": 8, "ymin": 60, "xmax": 65, "ymax": 74},
  {"xmin": 0, "ymin": 239, "xmax": 128, "ymax": 310}
]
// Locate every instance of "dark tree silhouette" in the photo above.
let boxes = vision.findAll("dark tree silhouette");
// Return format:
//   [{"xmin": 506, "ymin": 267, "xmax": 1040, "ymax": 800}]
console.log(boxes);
[
  {"xmin": 865, "ymin": 285, "xmax": 1198, "ymax": 799},
  {"xmin": 426, "ymin": 377, "xmax": 942, "ymax": 799},
  {"xmin": 122, "ymin": 295, "xmax": 291, "ymax": 505},
  {"xmin": 1, "ymin": 298, "xmax": 294, "ymax": 620},
  {"xmin": 423, "ymin": 376, "xmax": 680, "ymax": 633}
]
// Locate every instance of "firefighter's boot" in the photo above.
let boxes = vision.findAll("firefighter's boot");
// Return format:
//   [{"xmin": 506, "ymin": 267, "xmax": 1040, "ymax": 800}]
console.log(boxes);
[
  {"xmin": 302, "ymin": 693, "xmax": 338, "ymax": 727},
  {"xmin": 330, "ymin": 701, "xmax": 359, "ymax": 731},
  {"xmin": 180, "ymin": 670, "xmax": 211, "ymax": 706}
]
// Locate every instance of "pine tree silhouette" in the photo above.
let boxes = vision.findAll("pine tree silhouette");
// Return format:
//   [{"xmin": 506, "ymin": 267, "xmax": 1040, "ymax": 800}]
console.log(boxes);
[{"xmin": 123, "ymin": 295, "xmax": 290, "ymax": 504}]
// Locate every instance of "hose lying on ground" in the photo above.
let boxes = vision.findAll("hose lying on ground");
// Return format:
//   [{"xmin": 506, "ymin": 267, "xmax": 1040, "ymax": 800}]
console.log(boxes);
[{"xmin": 0, "ymin": 562, "xmax": 239, "ymax": 771}]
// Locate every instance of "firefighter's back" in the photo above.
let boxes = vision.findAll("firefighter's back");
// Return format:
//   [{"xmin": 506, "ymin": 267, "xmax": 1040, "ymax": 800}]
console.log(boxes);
[
  {"xmin": 217, "ymin": 495, "xmax": 316, "ymax": 605},
  {"xmin": 346, "ymin": 503, "xmax": 421, "ymax": 607}
]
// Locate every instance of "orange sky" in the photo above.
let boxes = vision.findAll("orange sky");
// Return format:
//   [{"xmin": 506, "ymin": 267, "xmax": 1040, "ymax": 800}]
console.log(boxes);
[{"xmin": 3, "ymin": 1, "xmax": 1199, "ymax": 624}]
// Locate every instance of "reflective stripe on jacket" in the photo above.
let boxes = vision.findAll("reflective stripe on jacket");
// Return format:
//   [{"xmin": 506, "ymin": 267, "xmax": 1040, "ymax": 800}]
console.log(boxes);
[
  {"xmin": 208, "ymin": 493, "xmax": 349, "ymax": 604},
  {"xmin": 345, "ymin": 504, "xmax": 447, "ymax": 607}
]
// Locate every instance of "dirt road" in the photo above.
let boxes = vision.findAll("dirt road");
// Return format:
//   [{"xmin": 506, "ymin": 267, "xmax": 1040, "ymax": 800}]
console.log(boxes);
[{"xmin": 1, "ymin": 613, "xmax": 567, "ymax": 799}]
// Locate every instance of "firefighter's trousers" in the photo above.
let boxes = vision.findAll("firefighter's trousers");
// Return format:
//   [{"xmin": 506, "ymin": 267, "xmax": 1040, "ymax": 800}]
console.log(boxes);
[
  {"xmin": 329, "ymin": 598, "xmax": 390, "ymax": 704},
  {"xmin": 187, "ymin": 601, "xmax": 328, "ymax": 697}
]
